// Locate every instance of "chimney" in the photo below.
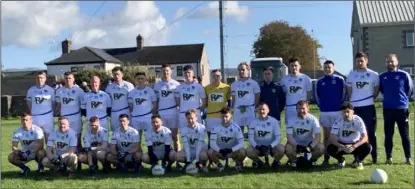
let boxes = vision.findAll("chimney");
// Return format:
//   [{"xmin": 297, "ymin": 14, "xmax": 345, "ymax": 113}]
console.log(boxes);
[
  {"xmin": 62, "ymin": 39, "xmax": 72, "ymax": 54},
  {"xmin": 136, "ymin": 34, "xmax": 144, "ymax": 51}
]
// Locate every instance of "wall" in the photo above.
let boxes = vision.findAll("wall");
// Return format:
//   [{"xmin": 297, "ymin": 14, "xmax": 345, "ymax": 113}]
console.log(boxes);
[
  {"xmin": 2, "ymin": 75, "xmax": 57, "ymax": 96},
  {"xmin": 145, "ymin": 63, "xmax": 198, "ymax": 82},
  {"xmin": 199, "ymin": 47, "xmax": 211, "ymax": 86},
  {"xmin": 105, "ymin": 62, "xmax": 122, "ymax": 72},
  {"xmin": 47, "ymin": 63, "xmax": 104, "ymax": 76}
]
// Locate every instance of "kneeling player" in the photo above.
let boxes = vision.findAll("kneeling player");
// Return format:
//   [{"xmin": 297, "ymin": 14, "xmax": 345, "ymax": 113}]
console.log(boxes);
[
  {"xmin": 9, "ymin": 113, "xmax": 46, "ymax": 176},
  {"xmin": 285, "ymin": 101, "xmax": 324, "ymax": 168},
  {"xmin": 42, "ymin": 116, "xmax": 78, "ymax": 176},
  {"xmin": 327, "ymin": 104, "xmax": 372, "ymax": 170},
  {"xmin": 176, "ymin": 109, "xmax": 209, "ymax": 172},
  {"xmin": 107, "ymin": 114, "xmax": 142, "ymax": 173},
  {"xmin": 246, "ymin": 103, "xmax": 285, "ymax": 169},
  {"xmin": 208, "ymin": 107, "xmax": 246, "ymax": 172},
  {"xmin": 142, "ymin": 115, "xmax": 176, "ymax": 172},
  {"xmin": 78, "ymin": 116, "xmax": 110, "ymax": 175}
]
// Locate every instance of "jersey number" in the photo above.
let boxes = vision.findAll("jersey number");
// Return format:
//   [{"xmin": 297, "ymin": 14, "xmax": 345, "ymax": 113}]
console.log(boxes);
[
  {"xmin": 35, "ymin": 97, "xmax": 46, "ymax": 104},
  {"xmin": 296, "ymin": 128, "xmax": 309, "ymax": 135},
  {"xmin": 91, "ymin": 101, "xmax": 103, "ymax": 108},
  {"xmin": 62, "ymin": 97, "xmax": 74, "ymax": 104},
  {"xmin": 356, "ymin": 82, "xmax": 369, "ymax": 89},
  {"xmin": 257, "ymin": 131, "xmax": 270, "ymax": 138},
  {"xmin": 56, "ymin": 142, "xmax": 68, "ymax": 149}
]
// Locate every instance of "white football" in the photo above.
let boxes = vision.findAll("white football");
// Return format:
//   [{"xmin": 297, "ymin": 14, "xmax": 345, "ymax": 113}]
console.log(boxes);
[
  {"xmin": 185, "ymin": 164, "xmax": 199, "ymax": 175},
  {"xmin": 152, "ymin": 164, "xmax": 165, "ymax": 176},
  {"xmin": 370, "ymin": 168, "xmax": 388, "ymax": 184}
]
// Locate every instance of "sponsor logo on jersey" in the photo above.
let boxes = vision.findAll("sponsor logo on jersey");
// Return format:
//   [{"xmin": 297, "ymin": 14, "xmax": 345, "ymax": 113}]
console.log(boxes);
[
  {"xmin": 296, "ymin": 128, "xmax": 309, "ymax": 135},
  {"xmin": 161, "ymin": 90, "xmax": 173, "ymax": 97},
  {"xmin": 183, "ymin": 93, "xmax": 195, "ymax": 101},
  {"xmin": 22, "ymin": 140, "xmax": 34, "ymax": 146},
  {"xmin": 56, "ymin": 142, "xmax": 68, "ymax": 149},
  {"xmin": 289, "ymin": 86, "xmax": 302, "ymax": 93},
  {"xmin": 62, "ymin": 97, "xmax": 74, "ymax": 104},
  {"xmin": 237, "ymin": 91, "xmax": 249, "ymax": 98},
  {"xmin": 113, "ymin": 93, "xmax": 125, "ymax": 100},
  {"xmin": 91, "ymin": 101, "xmax": 103, "ymax": 108},
  {"xmin": 210, "ymin": 93, "xmax": 223, "ymax": 102},
  {"xmin": 257, "ymin": 130, "xmax": 270, "ymax": 137},
  {"xmin": 342, "ymin": 130, "xmax": 355, "ymax": 137},
  {"xmin": 34, "ymin": 97, "xmax": 47, "ymax": 104},
  {"xmin": 220, "ymin": 136, "xmax": 233, "ymax": 143},
  {"xmin": 135, "ymin": 98, "xmax": 147, "ymax": 105},
  {"xmin": 356, "ymin": 81, "xmax": 369, "ymax": 89},
  {"xmin": 120, "ymin": 141, "xmax": 131, "ymax": 148}
]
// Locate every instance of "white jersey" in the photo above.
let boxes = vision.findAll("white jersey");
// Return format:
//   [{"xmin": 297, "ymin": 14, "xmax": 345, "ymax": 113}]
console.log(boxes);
[
  {"xmin": 47, "ymin": 128, "xmax": 78, "ymax": 156},
  {"xmin": 175, "ymin": 82, "xmax": 206, "ymax": 113},
  {"xmin": 280, "ymin": 74, "xmax": 312, "ymax": 106},
  {"xmin": 55, "ymin": 86, "xmax": 84, "ymax": 119},
  {"xmin": 154, "ymin": 79, "xmax": 181, "ymax": 116},
  {"xmin": 26, "ymin": 85, "xmax": 55, "ymax": 116},
  {"xmin": 181, "ymin": 122, "xmax": 206, "ymax": 150},
  {"xmin": 128, "ymin": 86, "xmax": 157, "ymax": 118},
  {"xmin": 346, "ymin": 69, "xmax": 379, "ymax": 107},
  {"xmin": 331, "ymin": 115, "xmax": 367, "ymax": 144},
  {"xmin": 286, "ymin": 113, "xmax": 321, "ymax": 146},
  {"xmin": 144, "ymin": 126, "xmax": 172, "ymax": 152},
  {"xmin": 105, "ymin": 81, "xmax": 134, "ymax": 112},
  {"xmin": 210, "ymin": 122, "xmax": 244, "ymax": 151},
  {"xmin": 110, "ymin": 127, "xmax": 140, "ymax": 153},
  {"xmin": 248, "ymin": 116, "xmax": 281, "ymax": 147},
  {"xmin": 83, "ymin": 127, "xmax": 109, "ymax": 148},
  {"xmin": 81, "ymin": 91, "xmax": 112, "ymax": 120},
  {"xmin": 12, "ymin": 125, "xmax": 44, "ymax": 152},
  {"xmin": 231, "ymin": 78, "xmax": 261, "ymax": 107}
]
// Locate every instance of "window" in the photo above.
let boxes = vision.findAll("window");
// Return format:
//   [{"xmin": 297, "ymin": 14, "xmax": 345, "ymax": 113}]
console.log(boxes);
[
  {"xmin": 155, "ymin": 67, "xmax": 161, "ymax": 77},
  {"xmin": 405, "ymin": 31, "xmax": 414, "ymax": 47},
  {"xmin": 177, "ymin": 66, "xmax": 183, "ymax": 77},
  {"xmin": 70, "ymin": 66, "xmax": 85, "ymax": 72},
  {"xmin": 402, "ymin": 67, "xmax": 413, "ymax": 76},
  {"xmin": 94, "ymin": 65, "xmax": 102, "ymax": 69}
]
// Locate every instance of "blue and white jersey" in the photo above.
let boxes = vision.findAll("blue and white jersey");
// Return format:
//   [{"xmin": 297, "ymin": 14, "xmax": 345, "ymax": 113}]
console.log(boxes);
[
  {"xmin": 26, "ymin": 85, "xmax": 55, "ymax": 116},
  {"xmin": 47, "ymin": 128, "xmax": 77, "ymax": 156},
  {"xmin": 105, "ymin": 81, "xmax": 134, "ymax": 112},
  {"xmin": 315, "ymin": 74, "xmax": 346, "ymax": 112},
  {"xmin": 81, "ymin": 91, "xmax": 112, "ymax": 120},
  {"xmin": 346, "ymin": 69, "xmax": 379, "ymax": 107},
  {"xmin": 379, "ymin": 69, "xmax": 414, "ymax": 109},
  {"xmin": 110, "ymin": 127, "xmax": 140, "ymax": 153},
  {"xmin": 12, "ymin": 125, "xmax": 44, "ymax": 152},
  {"xmin": 280, "ymin": 74, "xmax": 312, "ymax": 107},
  {"xmin": 331, "ymin": 115, "xmax": 367, "ymax": 144},
  {"xmin": 144, "ymin": 126, "xmax": 172, "ymax": 152},
  {"xmin": 55, "ymin": 86, "xmax": 85, "ymax": 120},
  {"xmin": 210, "ymin": 122, "xmax": 244, "ymax": 151},
  {"xmin": 154, "ymin": 79, "xmax": 181, "ymax": 116}
]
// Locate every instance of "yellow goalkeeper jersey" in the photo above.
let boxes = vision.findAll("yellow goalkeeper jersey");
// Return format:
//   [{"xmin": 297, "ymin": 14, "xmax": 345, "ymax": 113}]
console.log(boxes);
[{"xmin": 205, "ymin": 82, "xmax": 231, "ymax": 118}]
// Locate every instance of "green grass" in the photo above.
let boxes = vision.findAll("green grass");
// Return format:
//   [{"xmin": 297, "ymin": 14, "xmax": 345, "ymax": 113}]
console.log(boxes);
[{"xmin": 2, "ymin": 104, "xmax": 414, "ymax": 188}]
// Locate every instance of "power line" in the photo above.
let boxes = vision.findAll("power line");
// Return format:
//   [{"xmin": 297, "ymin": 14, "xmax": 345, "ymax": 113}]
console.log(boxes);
[
  {"xmin": 147, "ymin": 1, "xmax": 207, "ymax": 40},
  {"xmin": 225, "ymin": 4, "xmax": 322, "ymax": 10},
  {"xmin": 72, "ymin": 1, "xmax": 107, "ymax": 42}
]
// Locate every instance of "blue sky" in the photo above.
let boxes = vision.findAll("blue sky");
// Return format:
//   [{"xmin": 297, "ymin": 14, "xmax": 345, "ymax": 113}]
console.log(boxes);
[{"xmin": 1, "ymin": 1, "xmax": 354, "ymax": 75}]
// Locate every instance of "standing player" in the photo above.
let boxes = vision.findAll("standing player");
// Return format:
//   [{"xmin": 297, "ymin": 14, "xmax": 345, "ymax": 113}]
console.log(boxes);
[
  {"xmin": 285, "ymin": 100, "xmax": 324, "ymax": 168},
  {"xmin": 154, "ymin": 64, "xmax": 181, "ymax": 157},
  {"xmin": 55, "ymin": 72, "xmax": 85, "ymax": 154},
  {"xmin": 142, "ymin": 115, "xmax": 176, "ymax": 172},
  {"xmin": 327, "ymin": 103, "xmax": 372, "ymax": 169},
  {"xmin": 78, "ymin": 116, "xmax": 110, "ymax": 175},
  {"xmin": 26, "ymin": 71, "xmax": 55, "ymax": 143},
  {"xmin": 81, "ymin": 76, "xmax": 112, "ymax": 131},
  {"xmin": 42, "ymin": 116, "xmax": 78, "ymax": 177},
  {"xmin": 259, "ymin": 66, "xmax": 286, "ymax": 122},
  {"xmin": 176, "ymin": 109, "xmax": 209, "ymax": 172},
  {"xmin": 208, "ymin": 107, "xmax": 246, "ymax": 172},
  {"xmin": 231, "ymin": 62, "xmax": 261, "ymax": 137},
  {"xmin": 106, "ymin": 67, "xmax": 134, "ymax": 132},
  {"xmin": 8, "ymin": 113, "xmax": 46, "ymax": 176},
  {"xmin": 246, "ymin": 103, "xmax": 285, "ymax": 169},
  {"xmin": 280, "ymin": 57, "xmax": 312, "ymax": 125},
  {"xmin": 128, "ymin": 72, "xmax": 157, "ymax": 147},
  {"xmin": 379, "ymin": 54, "xmax": 413, "ymax": 165},
  {"xmin": 314, "ymin": 60, "xmax": 346, "ymax": 165},
  {"xmin": 107, "ymin": 114, "xmax": 141, "ymax": 173},
  {"xmin": 346, "ymin": 52, "xmax": 380, "ymax": 164}
]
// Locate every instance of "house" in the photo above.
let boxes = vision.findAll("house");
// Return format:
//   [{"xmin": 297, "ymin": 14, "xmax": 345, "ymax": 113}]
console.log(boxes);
[
  {"xmin": 350, "ymin": 1, "xmax": 414, "ymax": 76},
  {"xmin": 44, "ymin": 35, "xmax": 211, "ymax": 86}
]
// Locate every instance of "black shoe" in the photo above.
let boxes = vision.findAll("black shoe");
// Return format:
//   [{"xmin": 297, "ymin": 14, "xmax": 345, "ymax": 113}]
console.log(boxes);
[
  {"xmin": 19, "ymin": 166, "xmax": 30, "ymax": 176},
  {"xmin": 271, "ymin": 161, "xmax": 280, "ymax": 169},
  {"xmin": 372, "ymin": 159, "xmax": 378, "ymax": 165},
  {"xmin": 77, "ymin": 162, "xmax": 82, "ymax": 171}
]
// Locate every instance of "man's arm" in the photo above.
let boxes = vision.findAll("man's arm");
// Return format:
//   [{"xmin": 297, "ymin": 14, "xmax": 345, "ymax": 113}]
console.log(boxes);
[
  {"xmin": 248, "ymin": 123, "xmax": 258, "ymax": 147},
  {"xmin": 353, "ymin": 133, "xmax": 368, "ymax": 149},
  {"xmin": 270, "ymin": 120, "xmax": 282, "ymax": 147},
  {"xmin": 26, "ymin": 90, "xmax": 32, "ymax": 112},
  {"xmin": 373, "ymin": 74, "xmax": 380, "ymax": 99},
  {"xmin": 311, "ymin": 118, "xmax": 322, "ymax": 148},
  {"xmin": 286, "ymin": 124, "xmax": 297, "ymax": 146},
  {"xmin": 209, "ymin": 129, "xmax": 220, "ymax": 152},
  {"xmin": 232, "ymin": 127, "xmax": 244, "ymax": 152},
  {"xmin": 199, "ymin": 85, "xmax": 207, "ymax": 110},
  {"xmin": 46, "ymin": 146, "xmax": 54, "ymax": 159},
  {"xmin": 110, "ymin": 144, "xmax": 117, "ymax": 156},
  {"xmin": 32, "ymin": 139, "xmax": 43, "ymax": 152},
  {"xmin": 311, "ymin": 133, "xmax": 321, "ymax": 149},
  {"xmin": 12, "ymin": 141, "xmax": 19, "ymax": 153},
  {"xmin": 254, "ymin": 82, "xmax": 261, "ymax": 108},
  {"xmin": 95, "ymin": 141, "xmax": 108, "ymax": 151},
  {"xmin": 314, "ymin": 80, "xmax": 321, "ymax": 106},
  {"xmin": 346, "ymin": 87, "xmax": 352, "ymax": 101},
  {"xmin": 128, "ymin": 143, "xmax": 140, "ymax": 154},
  {"xmin": 277, "ymin": 85, "xmax": 286, "ymax": 113},
  {"xmin": 151, "ymin": 89, "xmax": 158, "ymax": 115},
  {"xmin": 329, "ymin": 134, "xmax": 344, "ymax": 148},
  {"xmin": 181, "ymin": 133, "xmax": 191, "ymax": 162},
  {"xmin": 195, "ymin": 127, "xmax": 205, "ymax": 162}
]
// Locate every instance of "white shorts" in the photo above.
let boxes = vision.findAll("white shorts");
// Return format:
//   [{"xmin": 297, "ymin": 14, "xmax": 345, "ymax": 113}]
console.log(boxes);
[
  {"xmin": 161, "ymin": 114, "xmax": 179, "ymax": 129},
  {"xmin": 179, "ymin": 110, "xmax": 201, "ymax": 128},
  {"xmin": 284, "ymin": 106, "xmax": 297, "ymax": 125},
  {"xmin": 233, "ymin": 105, "xmax": 255, "ymax": 127},
  {"xmin": 154, "ymin": 150, "xmax": 167, "ymax": 160},
  {"xmin": 110, "ymin": 109, "xmax": 130, "ymax": 132},
  {"xmin": 319, "ymin": 111, "xmax": 342, "ymax": 128},
  {"xmin": 32, "ymin": 113, "xmax": 54, "ymax": 134},
  {"xmin": 205, "ymin": 118, "xmax": 221, "ymax": 132},
  {"xmin": 131, "ymin": 117, "xmax": 152, "ymax": 131},
  {"xmin": 68, "ymin": 119, "xmax": 83, "ymax": 135}
]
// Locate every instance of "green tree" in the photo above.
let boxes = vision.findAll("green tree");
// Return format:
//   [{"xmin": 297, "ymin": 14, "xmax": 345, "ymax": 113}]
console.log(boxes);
[{"xmin": 251, "ymin": 20, "xmax": 322, "ymax": 71}]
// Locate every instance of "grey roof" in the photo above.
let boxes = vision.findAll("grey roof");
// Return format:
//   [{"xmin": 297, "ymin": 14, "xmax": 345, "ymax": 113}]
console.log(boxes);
[
  {"xmin": 45, "ymin": 46, "xmax": 123, "ymax": 65},
  {"xmin": 354, "ymin": 1, "xmax": 414, "ymax": 26}
]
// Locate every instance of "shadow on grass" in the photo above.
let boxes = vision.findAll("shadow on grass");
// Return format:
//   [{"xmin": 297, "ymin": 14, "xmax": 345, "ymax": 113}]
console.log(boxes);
[{"xmin": 349, "ymin": 180, "xmax": 373, "ymax": 185}]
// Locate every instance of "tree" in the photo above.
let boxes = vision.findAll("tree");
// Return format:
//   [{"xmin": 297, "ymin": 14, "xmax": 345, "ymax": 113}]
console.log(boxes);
[{"xmin": 251, "ymin": 20, "xmax": 322, "ymax": 71}]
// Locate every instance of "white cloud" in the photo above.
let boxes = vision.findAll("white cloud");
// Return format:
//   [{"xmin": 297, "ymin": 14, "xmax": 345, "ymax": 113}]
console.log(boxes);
[
  {"xmin": 174, "ymin": 7, "xmax": 187, "ymax": 19},
  {"xmin": 187, "ymin": 1, "xmax": 249, "ymax": 23},
  {"xmin": 2, "ymin": 1, "xmax": 171, "ymax": 49}
]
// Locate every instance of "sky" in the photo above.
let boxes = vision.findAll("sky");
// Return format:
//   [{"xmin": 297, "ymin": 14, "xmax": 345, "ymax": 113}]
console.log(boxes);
[{"xmin": 1, "ymin": 1, "xmax": 354, "ymax": 75}]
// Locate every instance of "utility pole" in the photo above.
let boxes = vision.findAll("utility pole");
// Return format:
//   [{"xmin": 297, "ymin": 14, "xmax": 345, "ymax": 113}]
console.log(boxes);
[
  {"xmin": 312, "ymin": 29, "xmax": 316, "ymax": 79},
  {"xmin": 219, "ymin": 0, "xmax": 225, "ymax": 82}
]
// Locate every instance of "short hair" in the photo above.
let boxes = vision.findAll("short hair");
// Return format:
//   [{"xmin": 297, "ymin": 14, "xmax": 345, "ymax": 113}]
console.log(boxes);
[
  {"xmin": 289, "ymin": 57, "xmax": 300, "ymax": 64},
  {"xmin": 20, "ymin": 112, "xmax": 31, "ymax": 118},
  {"xmin": 386, "ymin": 54, "xmax": 398, "ymax": 59},
  {"xmin": 58, "ymin": 116, "xmax": 68, "ymax": 121},
  {"xmin": 355, "ymin": 52, "xmax": 367, "ymax": 59},
  {"xmin": 36, "ymin": 71, "xmax": 47, "ymax": 76},
  {"xmin": 185, "ymin": 109, "xmax": 198, "ymax": 117},
  {"xmin": 91, "ymin": 75, "xmax": 101, "ymax": 81},
  {"xmin": 197, "ymin": 76, "xmax": 202, "ymax": 83},
  {"xmin": 135, "ymin": 72, "xmax": 146, "ymax": 77},
  {"xmin": 184, "ymin": 65, "xmax": 193, "ymax": 71},
  {"xmin": 323, "ymin": 60, "xmax": 334, "ymax": 65},
  {"xmin": 161, "ymin": 64, "xmax": 171, "ymax": 68},
  {"xmin": 220, "ymin": 107, "xmax": 231, "ymax": 115},
  {"xmin": 263, "ymin": 66, "xmax": 274, "ymax": 72},
  {"xmin": 112, "ymin": 66, "xmax": 124, "ymax": 73},
  {"xmin": 238, "ymin": 62, "xmax": 251, "ymax": 70},
  {"xmin": 257, "ymin": 102, "xmax": 269, "ymax": 108},
  {"xmin": 64, "ymin": 72, "xmax": 74, "ymax": 77},
  {"xmin": 211, "ymin": 69, "xmax": 221, "ymax": 74},
  {"xmin": 89, "ymin": 116, "xmax": 100, "ymax": 123},
  {"xmin": 151, "ymin": 114, "xmax": 162, "ymax": 120},
  {"xmin": 119, "ymin": 114, "xmax": 129, "ymax": 119},
  {"xmin": 296, "ymin": 100, "xmax": 309, "ymax": 107},
  {"xmin": 341, "ymin": 103, "xmax": 354, "ymax": 110}
]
